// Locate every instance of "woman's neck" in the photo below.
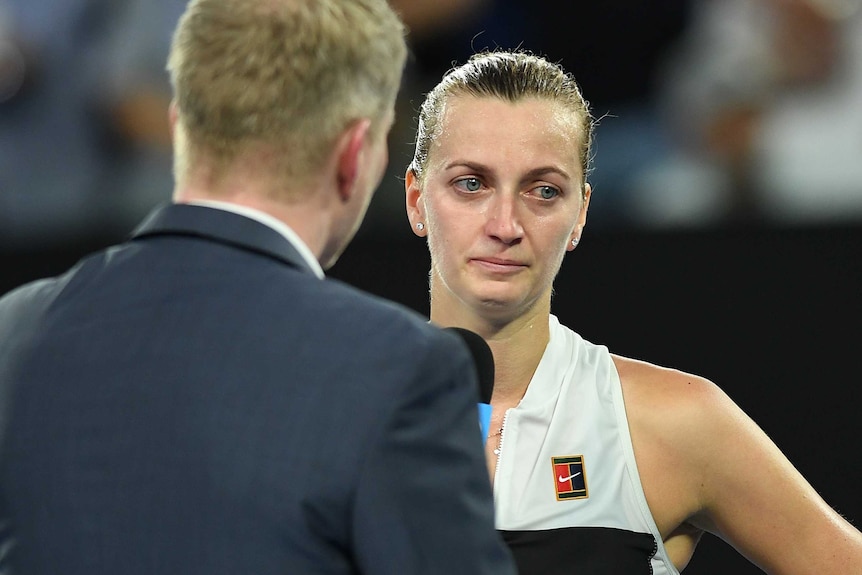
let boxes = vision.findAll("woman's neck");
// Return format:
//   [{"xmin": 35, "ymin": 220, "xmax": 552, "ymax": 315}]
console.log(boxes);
[{"xmin": 430, "ymin": 299, "xmax": 551, "ymax": 404}]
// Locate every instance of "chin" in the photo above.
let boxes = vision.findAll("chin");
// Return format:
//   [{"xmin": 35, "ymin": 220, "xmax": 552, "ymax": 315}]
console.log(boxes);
[
  {"xmin": 467, "ymin": 279, "xmax": 523, "ymax": 304},
  {"xmin": 472, "ymin": 290, "xmax": 523, "ymax": 312},
  {"xmin": 469, "ymin": 283, "xmax": 545, "ymax": 318}
]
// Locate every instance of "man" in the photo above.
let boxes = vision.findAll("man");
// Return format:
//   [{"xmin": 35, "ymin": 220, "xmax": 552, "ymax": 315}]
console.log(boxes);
[{"xmin": 0, "ymin": 1, "xmax": 515, "ymax": 573}]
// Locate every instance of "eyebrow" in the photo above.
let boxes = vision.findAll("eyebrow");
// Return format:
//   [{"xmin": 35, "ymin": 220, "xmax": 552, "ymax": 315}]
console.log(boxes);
[{"xmin": 445, "ymin": 161, "xmax": 572, "ymax": 182}]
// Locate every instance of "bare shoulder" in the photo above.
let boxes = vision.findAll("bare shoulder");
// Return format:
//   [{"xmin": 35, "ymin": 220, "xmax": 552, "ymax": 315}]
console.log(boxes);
[
  {"xmin": 612, "ymin": 355, "xmax": 862, "ymax": 574},
  {"xmin": 609, "ymin": 355, "xmax": 745, "ymax": 517},
  {"xmin": 609, "ymin": 355, "xmax": 729, "ymax": 537},
  {"xmin": 611, "ymin": 354, "xmax": 734, "ymax": 438}
]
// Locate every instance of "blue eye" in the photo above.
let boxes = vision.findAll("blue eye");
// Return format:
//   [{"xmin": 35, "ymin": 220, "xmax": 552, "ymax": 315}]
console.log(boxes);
[
  {"xmin": 455, "ymin": 177, "xmax": 482, "ymax": 193},
  {"xmin": 538, "ymin": 186, "xmax": 559, "ymax": 200}
]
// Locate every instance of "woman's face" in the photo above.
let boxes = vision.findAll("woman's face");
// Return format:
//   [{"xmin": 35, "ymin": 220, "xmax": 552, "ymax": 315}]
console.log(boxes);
[{"xmin": 406, "ymin": 95, "xmax": 590, "ymax": 321}]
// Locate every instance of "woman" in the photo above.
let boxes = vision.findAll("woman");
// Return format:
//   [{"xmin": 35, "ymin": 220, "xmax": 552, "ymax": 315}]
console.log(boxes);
[{"xmin": 404, "ymin": 50, "xmax": 862, "ymax": 574}]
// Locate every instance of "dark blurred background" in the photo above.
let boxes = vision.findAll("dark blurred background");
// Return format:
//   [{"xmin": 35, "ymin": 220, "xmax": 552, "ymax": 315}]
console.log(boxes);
[{"xmin": 1, "ymin": 1, "xmax": 860, "ymax": 572}]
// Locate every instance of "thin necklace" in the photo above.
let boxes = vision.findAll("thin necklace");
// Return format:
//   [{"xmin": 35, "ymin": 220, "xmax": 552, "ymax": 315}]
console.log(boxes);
[{"xmin": 488, "ymin": 426, "xmax": 503, "ymax": 456}]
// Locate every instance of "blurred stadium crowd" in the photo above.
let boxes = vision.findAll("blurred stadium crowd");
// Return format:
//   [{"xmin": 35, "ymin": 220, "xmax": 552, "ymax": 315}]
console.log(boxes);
[{"xmin": 1, "ymin": 0, "xmax": 860, "ymax": 250}]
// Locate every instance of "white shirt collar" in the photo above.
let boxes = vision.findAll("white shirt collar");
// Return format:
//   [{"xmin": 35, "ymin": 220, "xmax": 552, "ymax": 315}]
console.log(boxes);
[{"xmin": 184, "ymin": 200, "xmax": 325, "ymax": 279}]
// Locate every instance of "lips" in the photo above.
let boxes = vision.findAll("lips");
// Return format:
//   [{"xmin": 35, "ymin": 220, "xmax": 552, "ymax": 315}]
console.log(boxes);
[{"xmin": 470, "ymin": 257, "xmax": 527, "ymax": 273}]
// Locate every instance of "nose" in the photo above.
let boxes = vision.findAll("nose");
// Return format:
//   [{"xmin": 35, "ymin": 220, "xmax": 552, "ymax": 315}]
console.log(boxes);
[{"xmin": 485, "ymin": 192, "xmax": 524, "ymax": 245}]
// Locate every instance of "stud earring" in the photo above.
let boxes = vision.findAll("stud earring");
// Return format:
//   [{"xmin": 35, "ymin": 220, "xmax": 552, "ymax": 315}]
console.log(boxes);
[
  {"xmin": 571, "ymin": 238, "xmax": 579, "ymax": 247},
  {"xmin": 416, "ymin": 222, "xmax": 425, "ymax": 231}
]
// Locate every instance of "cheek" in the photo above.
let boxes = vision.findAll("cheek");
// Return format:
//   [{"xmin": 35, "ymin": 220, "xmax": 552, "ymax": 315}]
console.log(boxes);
[
  {"xmin": 424, "ymin": 200, "xmax": 457, "ymax": 244},
  {"xmin": 425, "ymin": 210, "xmax": 465, "ymax": 272},
  {"xmin": 536, "ymin": 215, "xmax": 577, "ymax": 248},
  {"xmin": 426, "ymin": 222, "xmax": 454, "ymax": 263},
  {"xmin": 539, "ymin": 228, "xmax": 575, "ymax": 271}
]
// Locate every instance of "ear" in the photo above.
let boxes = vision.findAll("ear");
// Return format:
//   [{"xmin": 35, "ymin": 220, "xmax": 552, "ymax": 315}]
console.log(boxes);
[
  {"xmin": 567, "ymin": 182, "xmax": 592, "ymax": 251},
  {"xmin": 335, "ymin": 119, "xmax": 372, "ymax": 203},
  {"xmin": 405, "ymin": 167, "xmax": 427, "ymax": 237}
]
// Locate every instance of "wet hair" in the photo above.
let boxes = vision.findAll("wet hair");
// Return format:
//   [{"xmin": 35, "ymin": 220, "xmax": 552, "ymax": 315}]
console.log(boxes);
[
  {"xmin": 167, "ymin": 0, "xmax": 407, "ymax": 181},
  {"xmin": 410, "ymin": 50, "xmax": 594, "ymax": 198}
]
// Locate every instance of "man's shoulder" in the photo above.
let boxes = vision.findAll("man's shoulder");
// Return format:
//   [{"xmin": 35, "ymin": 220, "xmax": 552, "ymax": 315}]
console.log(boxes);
[
  {"xmin": 0, "ymin": 276, "xmax": 66, "ymax": 325},
  {"xmin": 306, "ymin": 277, "xmax": 446, "ymax": 348},
  {"xmin": 0, "ymin": 274, "xmax": 76, "ymax": 365}
]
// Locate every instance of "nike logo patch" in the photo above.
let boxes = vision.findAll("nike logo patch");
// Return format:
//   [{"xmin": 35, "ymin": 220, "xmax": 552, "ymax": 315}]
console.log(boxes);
[
  {"xmin": 558, "ymin": 472, "xmax": 581, "ymax": 483},
  {"xmin": 552, "ymin": 454, "xmax": 588, "ymax": 500}
]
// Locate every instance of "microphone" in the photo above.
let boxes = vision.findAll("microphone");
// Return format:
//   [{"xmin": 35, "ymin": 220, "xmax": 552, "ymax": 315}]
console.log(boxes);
[{"xmin": 444, "ymin": 327, "xmax": 495, "ymax": 445}]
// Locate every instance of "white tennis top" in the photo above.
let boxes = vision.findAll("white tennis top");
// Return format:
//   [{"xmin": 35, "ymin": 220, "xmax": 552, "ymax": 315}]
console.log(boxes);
[{"xmin": 494, "ymin": 315, "xmax": 679, "ymax": 575}]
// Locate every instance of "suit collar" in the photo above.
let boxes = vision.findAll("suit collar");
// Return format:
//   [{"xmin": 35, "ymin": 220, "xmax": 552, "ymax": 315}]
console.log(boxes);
[{"xmin": 131, "ymin": 203, "xmax": 321, "ymax": 277}]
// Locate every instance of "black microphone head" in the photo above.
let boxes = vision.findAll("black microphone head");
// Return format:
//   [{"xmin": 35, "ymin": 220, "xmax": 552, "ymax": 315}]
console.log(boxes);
[{"xmin": 444, "ymin": 327, "xmax": 495, "ymax": 404}]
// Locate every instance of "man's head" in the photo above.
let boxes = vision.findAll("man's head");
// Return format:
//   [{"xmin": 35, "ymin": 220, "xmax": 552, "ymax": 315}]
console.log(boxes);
[{"xmin": 167, "ymin": 0, "xmax": 407, "ymax": 192}]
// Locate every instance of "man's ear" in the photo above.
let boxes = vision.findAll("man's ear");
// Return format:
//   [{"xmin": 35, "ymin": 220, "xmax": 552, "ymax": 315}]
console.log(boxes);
[
  {"xmin": 335, "ymin": 119, "xmax": 372, "ymax": 202},
  {"xmin": 405, "ymin": 168, "xmax": 427, "ymax": 237}
]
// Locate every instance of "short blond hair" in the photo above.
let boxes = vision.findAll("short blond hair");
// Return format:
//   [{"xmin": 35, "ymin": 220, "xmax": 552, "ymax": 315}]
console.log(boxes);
[{"xmin": 168, "ymin": 0, "xmax": 407, "ymax": 183}]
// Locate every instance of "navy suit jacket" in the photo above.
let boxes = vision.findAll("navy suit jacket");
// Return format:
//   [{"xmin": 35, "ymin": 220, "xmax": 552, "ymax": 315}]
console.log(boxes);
[{"xmin": 0, "ymin": 204, "xmax": 514, "ymax": 574}]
